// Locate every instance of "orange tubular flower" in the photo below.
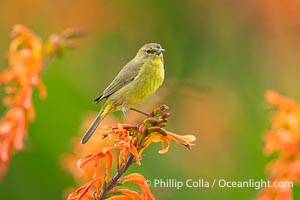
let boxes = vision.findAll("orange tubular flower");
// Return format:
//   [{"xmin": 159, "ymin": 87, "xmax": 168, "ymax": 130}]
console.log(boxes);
[
  {"xmin": 108, "ymin": 188, "xmax": 142, "ymax": 200},
  {"xmin": 0, "ymin": 24, "xmax": 84, "ymax": 178},
  {"xmin": 141, "ymin": 130, "xmax": 196, "ymax": 155},
  {"xmin": 105, "ymin": 196, "xmax": 130, "ymax": 200},
  {"xmin": 120, "ymin": 173, "xmax": 155, "ymax": 200},
  {"xmin": 75, "ymin": 150, "xmax": 113, "ymax": 180},
  {"xmin": 67, "ymin": 177, "xmax": 102, "ymax": 200},
  {"xmin": 256, "ymin": 90, "xmax": 300, "ymax": 199},
  {"xmin": 67, "ymin": 105, "xmax": 196, "ymax": 200}
]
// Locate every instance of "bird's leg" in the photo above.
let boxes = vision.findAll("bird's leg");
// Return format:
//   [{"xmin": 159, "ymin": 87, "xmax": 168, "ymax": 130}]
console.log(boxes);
[
  {"xmin": 130, "ymin": 107, "xmax": 150, "ymax": 116},
  {"xmin": 122, "ymin": 104, "xmax": 129, "ymax": 124}
]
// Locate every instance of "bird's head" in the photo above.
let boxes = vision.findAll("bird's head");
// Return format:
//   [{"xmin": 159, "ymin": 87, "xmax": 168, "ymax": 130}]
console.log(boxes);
[{"xmin": 136, "ymin": 43, "xmax": 165, "ymax": 61}]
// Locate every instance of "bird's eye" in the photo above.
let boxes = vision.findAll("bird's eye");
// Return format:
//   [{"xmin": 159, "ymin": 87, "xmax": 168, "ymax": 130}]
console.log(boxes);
[{"xmin": 145, "ymin": 49, "xmax": 151, "ymax": 54}]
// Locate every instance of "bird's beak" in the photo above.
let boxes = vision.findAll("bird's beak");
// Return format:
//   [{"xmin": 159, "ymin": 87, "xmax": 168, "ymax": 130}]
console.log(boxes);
[{"xmin": 157, "ymin": 48, "xmax": 165, "ymax": 55}]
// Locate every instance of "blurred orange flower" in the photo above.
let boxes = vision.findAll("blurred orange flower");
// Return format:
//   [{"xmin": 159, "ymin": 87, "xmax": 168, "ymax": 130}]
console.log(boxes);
[
  {"xmin": 256, "ymin": 90, "xmax": 300, "ymax": 200},
  {"xmin": 0, "ymin": 24, "xmax": 84, "ymax": 178},
  {"xmin": 66, "ymin": 105, "xmax": 196, "ymax": 200}
]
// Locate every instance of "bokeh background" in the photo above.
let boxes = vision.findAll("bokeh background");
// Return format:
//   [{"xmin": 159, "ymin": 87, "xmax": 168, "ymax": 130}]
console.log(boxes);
[{"xmin": 1, "ymin": 0, "xmax": 300, "ymax": 199}]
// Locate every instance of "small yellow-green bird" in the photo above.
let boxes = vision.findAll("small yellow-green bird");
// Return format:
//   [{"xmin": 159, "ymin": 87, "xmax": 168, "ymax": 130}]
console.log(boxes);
[{"xmin": 81, "ymin": 43, "xmax": 165, "ymax": 144}]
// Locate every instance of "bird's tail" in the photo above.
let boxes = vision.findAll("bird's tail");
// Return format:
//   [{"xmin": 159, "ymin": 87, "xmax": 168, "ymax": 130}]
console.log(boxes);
[
  {"xmin": 81, "ymin": 103, "xmax": 113, "ymax": 144},
  {"xmin": 80, "ymin": 112, "xmax": 102, "ymax": 144}
]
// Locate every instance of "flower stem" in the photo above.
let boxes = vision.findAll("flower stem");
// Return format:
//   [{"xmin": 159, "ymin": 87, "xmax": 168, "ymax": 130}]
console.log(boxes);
[{"xmin": 99, "ymin": 154, "xmax": 134, "ymax": 199}]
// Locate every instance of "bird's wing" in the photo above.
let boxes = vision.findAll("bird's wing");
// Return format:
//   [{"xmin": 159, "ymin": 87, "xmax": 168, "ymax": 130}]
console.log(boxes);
[{"xmin": 94, "ymin": 58, "xmax": 143, "ymax": 103}]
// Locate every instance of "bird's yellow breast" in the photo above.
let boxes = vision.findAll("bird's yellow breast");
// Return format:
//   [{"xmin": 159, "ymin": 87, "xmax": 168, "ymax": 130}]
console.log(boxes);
[{"xmin": 137, "ymin": 56, "xmax": 164, "ymax": 93}]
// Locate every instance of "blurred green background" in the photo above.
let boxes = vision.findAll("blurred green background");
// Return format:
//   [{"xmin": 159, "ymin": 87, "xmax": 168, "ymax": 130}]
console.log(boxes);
[{"xmin": 1, "ymin": 0, "xmax": 300, "ymax": 199}]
